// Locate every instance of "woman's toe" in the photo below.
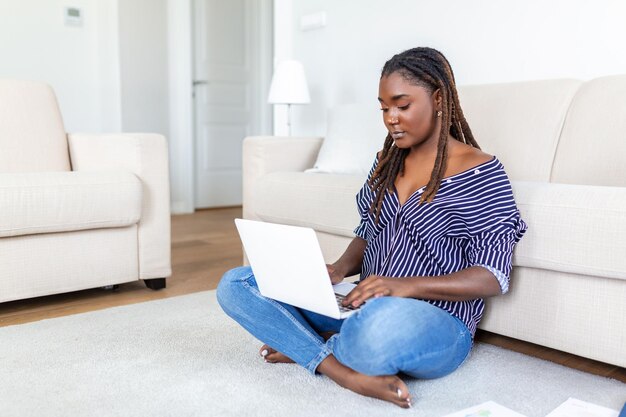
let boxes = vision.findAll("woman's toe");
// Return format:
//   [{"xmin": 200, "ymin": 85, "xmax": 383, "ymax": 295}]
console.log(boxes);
[
  {"xmin": 259, "ymin": 344, "xmax": 275, "ymax": 358},
  {"xmin": 390, "ymin": 380, "xmax": 411, "ymax": 407}
]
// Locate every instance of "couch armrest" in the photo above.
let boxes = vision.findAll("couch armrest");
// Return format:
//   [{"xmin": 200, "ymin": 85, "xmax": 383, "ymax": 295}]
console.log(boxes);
[
  {"xmin": 67, "ymin": 133, "xmax": 171, "ymax": 279},
  {"xmin": 242, "ymin": 136, "xmax": 323, "ymax": 221}
]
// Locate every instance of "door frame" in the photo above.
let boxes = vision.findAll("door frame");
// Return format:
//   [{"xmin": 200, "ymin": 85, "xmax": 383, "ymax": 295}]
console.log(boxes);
[{"xmin": 167, "ymin": 0, "xmax": 273, "ymax": 214}]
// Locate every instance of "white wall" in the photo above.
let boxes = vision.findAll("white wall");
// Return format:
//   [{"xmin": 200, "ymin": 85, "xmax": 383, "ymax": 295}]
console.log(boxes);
[
  {"xmin": 0, "ymin": 0, "xmax": 122, "ymax": 132},
  {"xmin": 166, "ymin": 0, "xmax": 194, "ymax": 214},
  {"xmin": 118, "ymin": 0, "xmax": 169, "ymax": 137},
  {"xmin": 0, "ymin": 0, "xmax": 169, "ymax": 137},
  {"xmin": 272, "ymin": 0, "xmax": 293, "ymax": 136},
  {"xmin": 278, "ymin": 0, "xmax": 626, "ymax": 137}
]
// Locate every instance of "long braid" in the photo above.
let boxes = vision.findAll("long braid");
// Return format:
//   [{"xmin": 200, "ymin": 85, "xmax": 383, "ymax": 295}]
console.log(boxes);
[
  {"xmin": 369, "ymin": 135, "xmax": 408, "ymax": 223},
  {"xmin": 368, "ymin": 47, "xmax": 479, "ymax": 223}
]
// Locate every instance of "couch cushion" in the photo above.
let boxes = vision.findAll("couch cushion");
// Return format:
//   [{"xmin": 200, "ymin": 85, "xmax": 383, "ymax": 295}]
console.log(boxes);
[
  {"xmin": 0, "ymin": 171, "xmax": 141, "ymax": 238},
  {"xmin": 512, "ymin": 180, "xmax": 626, "ymax": 282},
  {"xmin": 254, "ymin": 172, "xmax": 364, "ymax": 237},
  {"xmin": 256, "ymin": 172, "xmax": 626, "ymax": 283},
  {"xmin": 457, "ymin": 79, "xmax": 582, "ymax": 182},
  {"xmin": 0, "ymin": 79, "xmax": 70, "ymax": 173},
  {"xmin": 550, "ymin": 74, "xmax": 626, "ymax": 187},
  {"xmin": 306, "ymin": 103, "xmax": 387, "ymax": 175}
]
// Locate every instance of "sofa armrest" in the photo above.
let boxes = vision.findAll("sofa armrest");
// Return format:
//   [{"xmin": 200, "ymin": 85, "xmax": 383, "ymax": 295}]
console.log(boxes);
[
  {"xmin": 67, "ymin": 133, "xmax": 171, "ymax": 279},
  {"xmin": 242, "ymin": 136, "xmax": 323, "ymax": 221}
]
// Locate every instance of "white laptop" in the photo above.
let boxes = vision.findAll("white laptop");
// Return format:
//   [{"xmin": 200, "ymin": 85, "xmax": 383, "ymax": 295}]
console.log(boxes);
[{"xmin": 234, "ymin": 218, "xmax": 363, "ymax": 319}]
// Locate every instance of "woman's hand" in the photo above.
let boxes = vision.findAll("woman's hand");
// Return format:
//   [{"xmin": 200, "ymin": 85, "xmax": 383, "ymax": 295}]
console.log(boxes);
[
  {"xmin": 342, "ymin": 275, "xmax": 412, "ymax": 308},
  {"xmin": 326, "ymin": 264, "xmax": 347, "ymax": 285},
  {"xmin": 325, "ymin": 237, "xmax": 367, "ymax": 284}
]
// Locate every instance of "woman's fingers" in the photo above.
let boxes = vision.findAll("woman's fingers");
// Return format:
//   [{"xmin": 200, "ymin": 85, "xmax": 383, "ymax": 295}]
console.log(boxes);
[
  {"xmin": 342, "ymin": 288, "xmax": 364, "ymax": 307},
  {"xmin": 343, "ymin": 278, "xmax": 389, "ymax": 307}
]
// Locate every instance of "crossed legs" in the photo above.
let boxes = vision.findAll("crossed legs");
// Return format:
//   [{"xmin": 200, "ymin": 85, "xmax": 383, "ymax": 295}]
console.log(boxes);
[{"xmin": 217, "ymin": 266, "xmax": 471, "ymax": 408}]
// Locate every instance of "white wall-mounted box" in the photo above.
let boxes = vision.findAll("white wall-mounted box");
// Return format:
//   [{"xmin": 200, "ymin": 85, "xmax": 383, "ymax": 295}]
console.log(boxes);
[
  {"xmin": 64, "ymin": 7, "xmax": 83, "ymax": 27},
  {"xmin": 300, "ymin": 11, "xmax": 326, "ymax": 31}
]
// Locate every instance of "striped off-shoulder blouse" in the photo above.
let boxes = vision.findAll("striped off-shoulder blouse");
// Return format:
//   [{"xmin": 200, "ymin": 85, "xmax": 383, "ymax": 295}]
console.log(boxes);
[{"xmin": 353, "ymin": 155, "xmax": 528, "ymax": 337}]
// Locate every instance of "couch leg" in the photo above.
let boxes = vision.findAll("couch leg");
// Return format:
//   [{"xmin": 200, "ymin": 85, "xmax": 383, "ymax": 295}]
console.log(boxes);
[{"xmin": 144, "ymin": 278, "xmax": 166, "ymax": 290}]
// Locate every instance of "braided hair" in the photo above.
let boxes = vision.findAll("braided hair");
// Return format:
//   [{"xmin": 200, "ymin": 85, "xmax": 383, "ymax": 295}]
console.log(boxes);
[{"xmin": 369, "ymin": 47, "xmax": 479, "ymax": 223}]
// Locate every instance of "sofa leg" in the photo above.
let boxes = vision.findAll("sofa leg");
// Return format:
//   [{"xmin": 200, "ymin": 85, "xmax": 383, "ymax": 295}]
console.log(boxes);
[{"xmin": 144, "ymin": 278, "xmax": 166, "ymax": 290}]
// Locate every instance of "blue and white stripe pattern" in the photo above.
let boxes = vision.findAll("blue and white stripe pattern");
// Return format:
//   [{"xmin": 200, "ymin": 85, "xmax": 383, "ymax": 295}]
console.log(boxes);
[{"xmin": 353, "ymin": 155, "xmax": 528, "ymax": 336}]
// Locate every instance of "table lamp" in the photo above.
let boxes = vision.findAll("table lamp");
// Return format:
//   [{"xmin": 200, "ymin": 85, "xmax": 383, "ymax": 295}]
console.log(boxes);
[{"xmin": 267, "ymin": 60, "xmax": 310, "ymax": 136}]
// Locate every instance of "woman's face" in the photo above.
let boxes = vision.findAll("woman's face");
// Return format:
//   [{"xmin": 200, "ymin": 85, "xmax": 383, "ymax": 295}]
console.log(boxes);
[{"xmin": 378, "ymin": 71, "xmax": 441, "ymax": 151}]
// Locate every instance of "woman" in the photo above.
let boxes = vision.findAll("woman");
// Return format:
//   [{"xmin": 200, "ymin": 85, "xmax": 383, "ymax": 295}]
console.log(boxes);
[{"xmin": 217, "ymin": 46, "xmax": 527, "ymax": 408}]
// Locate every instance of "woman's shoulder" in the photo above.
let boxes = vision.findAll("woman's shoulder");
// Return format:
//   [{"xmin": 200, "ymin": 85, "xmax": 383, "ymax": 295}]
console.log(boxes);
[{"xmin": 446, "ymin": 142, "xmax": 495, "ymax": 177}]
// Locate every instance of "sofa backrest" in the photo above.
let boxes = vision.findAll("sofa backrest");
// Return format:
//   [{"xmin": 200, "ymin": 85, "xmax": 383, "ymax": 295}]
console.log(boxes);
[
  {"xmin": 0, "ymin": 79, "xmax": 70, "ymax": 172},
  {"xmin": 299, "ymin": 75, "xmax": 624, "ymax": 187},
  {"xmin": 551, "ymin": 74, "xmax": 626, "ymax": 187},
  {"xmin": 457, "ymin": 79, "xmax": 582, "ymax": 182}
]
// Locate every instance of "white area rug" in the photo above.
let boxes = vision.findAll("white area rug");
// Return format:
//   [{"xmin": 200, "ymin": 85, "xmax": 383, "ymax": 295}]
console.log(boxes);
[{"xmin": 0, "ymin": 290, "xmax": 624, "ymax": 417}]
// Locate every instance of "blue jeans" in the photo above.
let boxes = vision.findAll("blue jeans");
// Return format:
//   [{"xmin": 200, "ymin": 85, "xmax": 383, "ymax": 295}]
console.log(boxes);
[{"xmin": 216, "ymin": 266, "xmax": 472, "ymax": 378}]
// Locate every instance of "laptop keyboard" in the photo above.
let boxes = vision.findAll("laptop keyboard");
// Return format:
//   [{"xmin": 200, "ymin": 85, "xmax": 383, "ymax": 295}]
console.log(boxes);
[{"xmin": 335, "ymin": 293, "xmax": 361, "ymax": 313}]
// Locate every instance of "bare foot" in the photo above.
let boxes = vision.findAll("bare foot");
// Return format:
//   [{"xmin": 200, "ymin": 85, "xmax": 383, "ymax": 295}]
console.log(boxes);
[
  {"xmin": 318, "ymin": 355, "xmax": 412, "ymax": 408},
  {"xmin": 259, "ymin": 345, "xmax": 295, "ymax": 364},
  {"xmin": 348, "ymin": 372, "xmax": 412, "ymax": 408}
]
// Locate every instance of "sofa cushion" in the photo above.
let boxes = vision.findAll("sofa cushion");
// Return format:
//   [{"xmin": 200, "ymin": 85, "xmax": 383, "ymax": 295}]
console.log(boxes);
[
  {"xmin": 256, "ymin": 172, "xmax": 626, "ymax": 283},
  {"xmin": 0, "ymin": 79, "xmax": 70, "ymax": 173},
  {"xmin": 306, "ymin": 103, "xmax": 387, "ymax": 175},
  {"xmin": 0, "ymin": 171, "xmax": 142, "ymax": 238},
  {"xmin": 254, "ymin": 172, "xmax": 364, "ymax": 237},
  {"xmin": 457, "ymin": 79, "xmax": 582, "ymax": 182},
  {"xmin": 512, "ymin": 180, "xmax": 626, "ymax": 282},
  {"xmin": 550, "ymin": 74, "xmax": 626, "ymax": 187}
]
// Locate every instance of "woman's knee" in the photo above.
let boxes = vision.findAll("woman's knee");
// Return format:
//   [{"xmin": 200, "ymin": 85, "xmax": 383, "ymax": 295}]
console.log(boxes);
[
  {"xmin": 333, "ymin": 297, "xmax": 468, "ymax": 376},
  {"xmin": 340, "ymin": 297, "xmax": 418, "ymax": 349},
  {"xmin": 216, "ymin": 266, "xmax": 254, "ymax": 309}
]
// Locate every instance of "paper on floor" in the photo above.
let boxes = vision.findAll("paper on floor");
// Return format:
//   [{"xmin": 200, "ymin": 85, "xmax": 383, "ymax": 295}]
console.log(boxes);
[
  {"xmin": 545, "ymin": 398, "xmax": 619, "ymax": 417},
  {"xmin": 441, "ymin": 401, "xmax": 527, "ymax": 417}
]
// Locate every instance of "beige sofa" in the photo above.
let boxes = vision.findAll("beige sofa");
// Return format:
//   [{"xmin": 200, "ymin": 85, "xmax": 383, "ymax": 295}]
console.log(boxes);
[
  {"xmin": 0, "ymin": 79, "xmax": 171, "ymax": 303},
  {"xmin": 243, "ymin": 74, "xmax": 626, "ymax": 368}
]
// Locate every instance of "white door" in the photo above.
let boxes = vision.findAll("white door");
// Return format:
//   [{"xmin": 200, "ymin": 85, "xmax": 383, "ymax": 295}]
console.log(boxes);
[{"xmin": 192, "ymin": 0, "xmax": 272, "ymax": 208}]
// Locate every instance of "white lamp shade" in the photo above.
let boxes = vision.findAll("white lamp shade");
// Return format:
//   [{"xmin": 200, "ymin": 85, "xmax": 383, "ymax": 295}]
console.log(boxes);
[{"xmin": 267, "ymin": 60, "xmax": 311, "ymax": 104}]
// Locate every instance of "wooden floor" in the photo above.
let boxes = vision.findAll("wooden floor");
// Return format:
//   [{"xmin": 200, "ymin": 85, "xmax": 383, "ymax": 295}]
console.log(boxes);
[{"xmin": 1, "ymin": 207, "xmax": 624, "ymax": 383}]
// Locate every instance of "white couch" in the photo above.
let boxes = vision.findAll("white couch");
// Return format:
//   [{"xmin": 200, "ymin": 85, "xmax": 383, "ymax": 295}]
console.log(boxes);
[
  {"xmin": 0, "ymin": 79, "xmax": 171, "ymax": 303},
  {"xmin": 243, "ymin": 74, "xmax": 626, "ymax": 368}
]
